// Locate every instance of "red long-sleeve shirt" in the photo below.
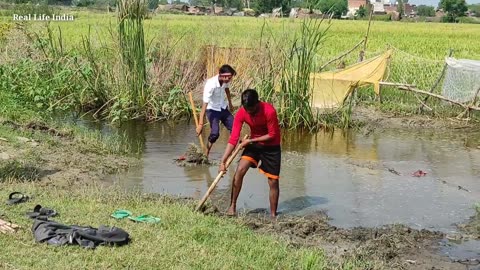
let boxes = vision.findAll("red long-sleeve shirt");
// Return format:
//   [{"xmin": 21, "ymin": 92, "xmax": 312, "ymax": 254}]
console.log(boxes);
[{"xmin": 228, "ymin": 102, "xmax": 281, "ymax": 146}]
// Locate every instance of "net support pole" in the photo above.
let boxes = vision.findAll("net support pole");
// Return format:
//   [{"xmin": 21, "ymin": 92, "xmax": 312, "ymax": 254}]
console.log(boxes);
[{"xmin": 419, "ymin": 48, "xmax": 453, "ymax": 112}]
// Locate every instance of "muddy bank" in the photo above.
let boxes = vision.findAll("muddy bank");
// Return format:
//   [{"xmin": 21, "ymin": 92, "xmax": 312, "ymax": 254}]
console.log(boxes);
[
  {"xmin": 352, "ymin": 106, "xmax": 479, "ymax": 131},
  {"xmin": 458, "ymin": 208, "xmax": 480, "ymax": 240},
  {"xmin": 230, "ymin": 211, "xmax": 474, "ymax": 270},
  {"xmin": 0, "ymin": 119, "xmax": 138, "ymax": 186}
]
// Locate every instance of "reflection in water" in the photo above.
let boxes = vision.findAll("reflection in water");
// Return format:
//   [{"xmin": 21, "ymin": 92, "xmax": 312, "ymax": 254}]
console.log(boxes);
[
  {"xmin": 279, "ymin": 196, "xmax": 328, "ymax": 214},
  {"xmin": 101, "ymin": 119, "xmax": 480, "ymax": 235},
  {"xmin": 440, "ymin": 238, "xmax": 480, "ymax": 263}
]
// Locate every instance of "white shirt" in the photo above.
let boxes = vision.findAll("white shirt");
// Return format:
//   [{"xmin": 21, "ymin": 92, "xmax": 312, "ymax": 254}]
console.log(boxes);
[{"xmin": 203, "ymin": 75, "xmax": 230, "ymax": 111}]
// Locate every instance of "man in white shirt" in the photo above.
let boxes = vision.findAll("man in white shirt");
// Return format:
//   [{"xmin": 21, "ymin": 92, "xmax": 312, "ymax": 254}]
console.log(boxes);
[{"xmin": 196, "ymin": 64, "xmax": 236, "ymax": 156}]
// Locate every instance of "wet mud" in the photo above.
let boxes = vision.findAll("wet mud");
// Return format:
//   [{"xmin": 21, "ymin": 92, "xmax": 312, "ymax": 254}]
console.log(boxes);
[{"xmin": 227, "ymin": 210, "xmax": 477, "ymax": 269}]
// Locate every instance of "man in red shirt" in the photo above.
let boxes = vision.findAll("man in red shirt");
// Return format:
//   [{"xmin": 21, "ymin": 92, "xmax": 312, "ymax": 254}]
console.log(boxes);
[{"xmin": 219, "ymin": 89, "xmax": 281, "ymax": 218}]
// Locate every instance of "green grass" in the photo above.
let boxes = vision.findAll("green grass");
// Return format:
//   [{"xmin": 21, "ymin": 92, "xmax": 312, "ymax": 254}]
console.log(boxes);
[
  {"xmin": 2, "ymin": 13, "xmax": 479, "ymax": 59},
  {"xmin": 1, "ymin": 11, "xmax": 480, "ymax": 127},
  {"xmin": 0, "ymin": 89, "xmax": 141, "ymax": 156},
  {"xmin": 0, "ymin": 182, "xmax": 329, "ymax": 270}
]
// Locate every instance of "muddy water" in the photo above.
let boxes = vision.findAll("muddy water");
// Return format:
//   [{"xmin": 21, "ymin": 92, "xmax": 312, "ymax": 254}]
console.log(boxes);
[
  {"xmin": 79, "ymin": 118, "xmax": 480, "ymax": 261},
  {"xmin": 102, "ymin": 121, "xmax": 480, "ymax": 230}
]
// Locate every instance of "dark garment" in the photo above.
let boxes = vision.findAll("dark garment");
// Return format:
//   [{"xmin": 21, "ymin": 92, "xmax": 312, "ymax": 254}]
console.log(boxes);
[
  {"xmin": 32, "ymin": 218, "xmax": 130, "ymax": 249},
  {"xmin": 241, "ymin": 144, "xmax": 281, "ymax": 180},
  {"xmin": 206, "ymin": 108, "xmax": 234, "ymax": 143},
  {"xmin": 26, "ymin": 204, "xmax": 57, "ymax": 219}
]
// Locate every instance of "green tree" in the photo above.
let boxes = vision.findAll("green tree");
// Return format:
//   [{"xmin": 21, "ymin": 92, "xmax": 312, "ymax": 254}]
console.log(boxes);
[
  {"xmin": 224, "ymin": 0, "xmax": 243, "ymax": 9},
  {"xmin": 72, "ymin": 0, "xmax": 94, "ymax": 6},
  {"xmin": 290, "ymin": 0, "xmax": 308, "ymax": 8},
  {"xmin": 189, "ymin": 0, "xmax": 212, "ymax": 5},
  {"xmin": 397, "ymin": 0, "xmax": 404, "ymax": 19},
  {"xmin": 416, "ymin": 5, "xmax": 435, "ymax": 16},
  {"xmin": 355, "ymin": 4, "xmax": 366, "ymax": 18},
  {"xmin": 148, "ymin": 0, "xmax": 159, "ymax": 9},
  {"xmin": 316, "ymin": 0, "xmax": 347, "ymax": 18},
  {"xmin": 252, "ymin": 0, "xmax": 291, "ymax": 14},
  {"xmin": 440, "ymin": 0, "xmax": 468, "ymax": 22}
]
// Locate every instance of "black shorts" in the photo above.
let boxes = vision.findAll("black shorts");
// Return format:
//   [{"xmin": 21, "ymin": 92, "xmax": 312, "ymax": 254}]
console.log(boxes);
[{"xmin": 241, "ymin": 144, "xmax": 281, "ymax": 180}]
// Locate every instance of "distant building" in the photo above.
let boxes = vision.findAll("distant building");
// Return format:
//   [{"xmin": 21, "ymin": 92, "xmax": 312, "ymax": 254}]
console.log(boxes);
[
  {"xmin": 435, "ymin": 9, "xmax": 445, "ymax": 18},
  {"xmin": 347, "ymin": 0, "xmax": 368, "ymax": 17},
  {"xmin": 465, "ymin": 10, "xmax": 476, "ymax": 17},
  {"xmin": 347, "ymin": 0, "xmax": 392, "ymax": 18},
  {"xmin": 371, "ymin": 0, "xmax": 388, "ymax": 14},
  {"xmin": 383, "ymin": 2, "xmax": 416, "ymax": 17}
]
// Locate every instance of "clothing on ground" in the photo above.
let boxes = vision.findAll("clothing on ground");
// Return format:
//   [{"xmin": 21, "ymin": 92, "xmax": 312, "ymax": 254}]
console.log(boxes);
[{"xmin": 32, "ymin": 218, "xmax": 130, "ymax": 249}]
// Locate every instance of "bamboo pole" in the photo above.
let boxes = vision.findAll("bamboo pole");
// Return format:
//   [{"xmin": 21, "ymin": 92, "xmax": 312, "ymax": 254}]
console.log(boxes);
[
  {"xmin": 420, "ymin": 49, "xmax": 453, "ymax": 112},
  {"xmin": 360, "ymin": 6, "xmax": 374, "ymax": 62},
  {"xmin": 457, "ymin": 86, "xmax": 480, "ymax": 119},
  {"xmin": 195, "ymin": 135, "xmax": 249, "ymax": 212},
  {"xmin": 188, "ymin": 91, "xmax": 207, "ymax": 154},
  {"xmin": 320, "ymin": 39, "xmax": 364, "ymax": 70},
  {"xmin": 380, "ymin": 82, "xmax": 480, "ymax": 111},
  {"xmin": 353, "ymin": 8, "xmax": 374, "ymax": 104}
]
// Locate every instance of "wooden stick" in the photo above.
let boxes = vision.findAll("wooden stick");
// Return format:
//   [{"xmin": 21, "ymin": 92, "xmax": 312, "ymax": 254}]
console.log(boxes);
[
  {"xmin": 359, "ymin": 6, "xmax": 374, "ymax": 62},
  {"xmin": 320, "ymin": 39, "xmax": 364, "ymax": 70},
  {"xmin": 188, "ymin": 91, "xmax": 207, "ymax": 155},
  {"xmin": 0, "ymin": 218, "xmax": 19, "ymax": 234},
  {"xmin": 457, "ymin": 86, "xmax": 480, "ymax": 119},
  {"xmin": 195, "ymin": 134, "xmax": 249, "ymax": 212},
  {"xmin": 420, "ymin": 49, "xmax": 453, "ymax": 112},
  {"xmin": 379, "ymin": 82, "xmax": 417, "ymax": 87},
  {"xmin": 386, "ymin": 83, "xmax": 480, "ymax": 111},
  {"xmin": 384, "ymin": 81, "xmax": 434, "ymax": 111},
  {"xmin": 353, "ymin": 10, "xmax": 373, "ymax": 104}
]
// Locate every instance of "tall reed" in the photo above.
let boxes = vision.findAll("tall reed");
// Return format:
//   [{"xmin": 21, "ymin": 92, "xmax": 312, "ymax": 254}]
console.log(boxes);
[
  {"xmin": 278, "ymin": 18, "xmax": 330, "ymax": 131},
  {"xmin": 117, "ymin": 0, "xmax": 148, "ymax": 111}
]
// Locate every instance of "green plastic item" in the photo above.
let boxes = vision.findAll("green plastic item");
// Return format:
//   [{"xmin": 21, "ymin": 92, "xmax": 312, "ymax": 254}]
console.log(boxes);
[
  {"xmin": 111, "ymin": 210, "xmax": 132, "ymax": 219},
  {"xmin": 128, "ymin": 214, "xmax": 161, "ymax": 224}
]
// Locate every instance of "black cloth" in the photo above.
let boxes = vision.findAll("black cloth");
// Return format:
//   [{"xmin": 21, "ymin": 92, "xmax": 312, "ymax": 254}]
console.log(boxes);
[
  {"xmin": 26, "ymin": 205, "xmax": 57, "ymax": 219},
  {"xmin": 32, "ymin": 218, "xmax": 130, "ymax": 249}
]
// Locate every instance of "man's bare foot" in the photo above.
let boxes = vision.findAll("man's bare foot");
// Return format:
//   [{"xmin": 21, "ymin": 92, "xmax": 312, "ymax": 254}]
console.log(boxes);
[{"xmin": 226, "ymin": 205, "xmax": 236, "ymax": 216}]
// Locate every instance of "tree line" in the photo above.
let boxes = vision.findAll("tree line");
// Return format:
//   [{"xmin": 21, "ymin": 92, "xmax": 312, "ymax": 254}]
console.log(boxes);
[{"xmin": 2, "ymin": 0, "xmax": 478, "ymax": 21}]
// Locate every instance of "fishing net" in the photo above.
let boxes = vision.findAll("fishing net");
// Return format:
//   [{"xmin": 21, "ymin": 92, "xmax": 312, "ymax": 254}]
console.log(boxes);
[{"xmin": 442, "ymin": 57, "xmax": 480, "ymax": 104}]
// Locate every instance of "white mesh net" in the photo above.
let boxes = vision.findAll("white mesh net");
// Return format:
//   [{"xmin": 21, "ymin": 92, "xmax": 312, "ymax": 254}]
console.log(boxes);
[{"xmin": 442, "ymin": 57, "xmax": 480, "ymax": 103}]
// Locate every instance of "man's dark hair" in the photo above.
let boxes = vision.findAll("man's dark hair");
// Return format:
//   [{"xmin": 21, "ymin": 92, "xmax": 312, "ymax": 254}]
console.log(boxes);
[
  {"xmin": 219, "ymin": 64, "xmax": 236, "ymax": 76},
  {"xmin": 241, "ymin": 89, "xmax": 259, "ymax": 109}
]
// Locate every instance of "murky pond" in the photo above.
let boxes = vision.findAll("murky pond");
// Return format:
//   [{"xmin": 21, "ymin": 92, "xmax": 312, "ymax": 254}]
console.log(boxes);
[{"xmin": 76, "ymin": 117, "xmax": 480, "ymax": 262}]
